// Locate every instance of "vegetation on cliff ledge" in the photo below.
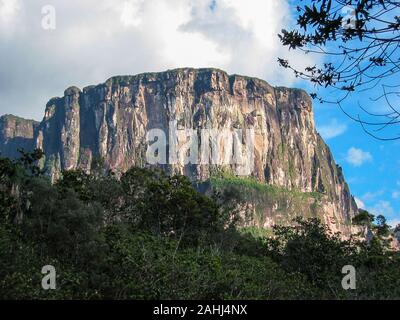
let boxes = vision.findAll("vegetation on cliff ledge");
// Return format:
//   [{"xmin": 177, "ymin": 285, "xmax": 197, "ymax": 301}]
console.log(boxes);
[{"xmin": 207, "ymin": 173, "xmax": 323, "ymax": 226}]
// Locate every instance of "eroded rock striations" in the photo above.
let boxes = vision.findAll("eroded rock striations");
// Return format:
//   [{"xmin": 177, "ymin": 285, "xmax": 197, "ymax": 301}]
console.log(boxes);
[
  {"xmin": 0, "ymin": 115, "xmax": 39, "ymax": 159},
  {"xmin": 0, "ymin": 68, "xmax": 358, "ymax": 233}
]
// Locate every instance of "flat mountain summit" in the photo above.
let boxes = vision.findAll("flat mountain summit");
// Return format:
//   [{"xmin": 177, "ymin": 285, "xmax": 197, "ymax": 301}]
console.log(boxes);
[{"xmin": 0, "ymin": 68, "xmax": 358, "ymax": 233}]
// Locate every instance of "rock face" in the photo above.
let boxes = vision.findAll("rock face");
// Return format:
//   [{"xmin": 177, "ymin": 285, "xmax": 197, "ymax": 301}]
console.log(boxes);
[
  {"xmin": 0, "ymin": 68, "xmax": 358, "ymax": 233},
  {"xmin": 0, "ymin": 115, "xmax": 39, "ymax": 158}
]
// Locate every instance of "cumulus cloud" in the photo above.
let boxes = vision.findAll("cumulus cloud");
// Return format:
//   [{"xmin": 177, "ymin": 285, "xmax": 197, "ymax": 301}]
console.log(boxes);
[
  {"xmin": 317, "ymin": 119, "xmax": 347, "ymax": 140},
  {"xmin": 361, "ymin": 190, "xmax": 384, "ymax": 202},
  {"xmin": 370, "ymin": 201, "xmax": 394, "ymax": 216},
  {"xmin": 345, "ymin": 147, "xmax": 372, "ymax": 167},
  {"xmin": 388, "ymin": 219, "xmax": 400, "ymax": 228},
  {"xmin": 360, "ymin": 193, "xmax": 399, "ymax": 226},
  {"xmin": 0, "ymin": 0, "xmax": 20, "ymax": 24},
  {"xmin": 119, "ymin": 0, "xmax": 144, "ymax": 27},
  {"xmin": 368, "ymin": 201, "xmax": 396, "ymax": 225},
  {"xmin": 354, "ymin": 197, "xmax": 365, "ymax": 209},
  {"xmin": 0, "ymin": 0, "xmax": 316, "ymax": 120}
]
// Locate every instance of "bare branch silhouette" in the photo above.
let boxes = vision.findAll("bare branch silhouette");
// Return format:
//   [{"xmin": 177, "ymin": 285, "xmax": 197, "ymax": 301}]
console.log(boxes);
[{"xmin": 278, "ymin": 0, "xmax": 400, "ymax": 139}]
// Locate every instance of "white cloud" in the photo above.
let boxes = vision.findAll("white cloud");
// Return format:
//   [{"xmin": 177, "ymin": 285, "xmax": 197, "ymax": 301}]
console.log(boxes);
[
  {"xmin": 318, "ymin": 119, "xmax": 347, "ymax": 139},
  {"xmin": 0, "ymin": 0, "xmax": 21, "ymax": 34},
  {"xmin": 0, "ymin": 0, "xmax": 20, "ymax": 20},
  {"xmin": 0, "ymin": 0, "xmax": 316, "ymax": 120},
  {"xmin": 370, "ymin": 201, "xmax": 394, "ymax": 217},
  {"xmin": 362, "ymin": 197, "xmax": 399, "ymax": 227},
  {"xmin": 392, "ymin": 191, "xmax": 400, "ymax": 199},
  {"xmin": 388, "ymin": 219, "xmax": 400, "ymax": 228},
  {"xmin": 354, "ymin": 197, "xmax": 365, "ymax": 209},
  {"xmin": 118, "ymin": 0, "xmax": 144, "ymax": 27},
  {"xmin": 345, "ymin": 147, "xmax": 372, "ymax": 167},
  {"xmin": 362, "ymin": 190, "xmax": 384, "ymax": 202}
]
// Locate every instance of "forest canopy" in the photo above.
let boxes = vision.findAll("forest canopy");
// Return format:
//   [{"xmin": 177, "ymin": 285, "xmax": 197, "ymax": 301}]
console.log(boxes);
[{"xmin": 0, "ymin": 150, "xmax": 399, "ymax": 299}]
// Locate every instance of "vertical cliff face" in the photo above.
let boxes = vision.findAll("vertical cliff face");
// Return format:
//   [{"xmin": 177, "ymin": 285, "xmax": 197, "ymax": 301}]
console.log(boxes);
[
  {"xmin": 1, "ymin": 68, "xmax": 358, "ymax": 232},
  {"xmin": 0, "ymin": 115, "xmax": 39, "ymax": 158}
]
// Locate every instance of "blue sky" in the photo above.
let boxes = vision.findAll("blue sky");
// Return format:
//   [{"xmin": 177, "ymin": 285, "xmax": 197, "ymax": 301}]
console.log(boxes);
[
  {"xmin": 0, "ymin": 0, "xmax": 399, "ymax": 225},
  {"xmin": 313, "ymin": 89, "xmax": 400, "ymax": 227}
]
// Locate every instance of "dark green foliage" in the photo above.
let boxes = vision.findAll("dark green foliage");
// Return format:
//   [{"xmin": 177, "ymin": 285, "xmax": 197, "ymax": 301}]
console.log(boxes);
[
  {"xmin": 94, "ymin": 225, "xmax": 312, "ymax": 300},
  {"xmin": 0, "ymin": 151, "xmax": 399, "ymax": 299},
  {"xmin": 119, "ymin": 168, "xmax": 220, "ymax": 246},
  {"xmin": 353, "ymin": 209, "xmax": 374, "ymax": 227},
  {"xmin": 375, "ymin": 215, "xmax": 390, "ymax": 238},
  {"xmin": 353, "ymin": 210, "xmax": 393, "ymax": 250},
  {"xmin": 265, "ymin": 217, "xmax": 400, "ymax": 299},
  {"xmin": 266, "ymin": 217, "xmax": 355, "ymax": 297}
]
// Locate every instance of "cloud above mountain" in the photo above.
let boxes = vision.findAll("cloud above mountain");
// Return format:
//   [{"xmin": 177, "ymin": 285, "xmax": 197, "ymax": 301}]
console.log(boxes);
[
  {"xmin": 345, "ymin": 147, "xmax": 372, "ymax": 167},
  {"xmin": 0, "ymin": 0, "xmax": 314, "ymax": 120},
  {"xmin": 317, "ymin": 119, "xmax": 347, "ymax": 140}
]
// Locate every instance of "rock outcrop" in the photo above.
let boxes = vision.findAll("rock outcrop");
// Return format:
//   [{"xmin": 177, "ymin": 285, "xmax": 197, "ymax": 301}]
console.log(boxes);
[
  {"xmin": 0, "ymin": 115, "xmax": 39, "ymax": 159},
  {"xmin": 0, "ymin": 68, "xmax": 358, "ymax": 233}
]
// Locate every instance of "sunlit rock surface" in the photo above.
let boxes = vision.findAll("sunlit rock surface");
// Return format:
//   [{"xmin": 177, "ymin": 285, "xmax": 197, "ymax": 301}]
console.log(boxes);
[{"xmin": 0, "ymin": 68, "xmax": 358, "ymax": 234}]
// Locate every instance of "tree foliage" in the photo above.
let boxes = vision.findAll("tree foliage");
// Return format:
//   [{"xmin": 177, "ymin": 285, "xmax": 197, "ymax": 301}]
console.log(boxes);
[
  {"xmin": 279, "ymin": 0, "xmax": 400, "ymax": 139},
  {"xmin": 0, "ymin": 151, "xmax": 399, "ymax": 299}
]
